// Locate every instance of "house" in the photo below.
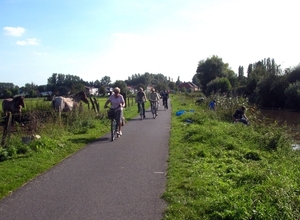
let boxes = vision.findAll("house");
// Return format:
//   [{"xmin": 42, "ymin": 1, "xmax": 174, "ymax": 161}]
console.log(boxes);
[
  {"xmin": 127, "ymin": 86, "xmax": 135, "ymax": 94},
  {"xmin": 106, "ymin": 87, "xmax": 113, "ymax": 96},
  {"xmin": 40, "ymin": 91, "xmax": 52, "ymax": 97},
  {"xmin": 85, "ymin": 86, "xmax": 99, "ymax": 96},
  {"xmin": 178, "ymin": 82, "xmax": 199, "ymax": 92},
  {"xmin": 146, "ymin": 85, "xmax": 153, "ymax": 93}
]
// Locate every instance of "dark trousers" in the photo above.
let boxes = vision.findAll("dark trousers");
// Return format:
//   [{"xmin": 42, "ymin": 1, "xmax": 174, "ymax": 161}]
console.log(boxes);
[
  {"xmin": 163, "ymin": 98, "xmax": 168, "ymax": 109},
  {"xmin": 137, "ymin": 102, "xmax": 145, "ymax": 116}
]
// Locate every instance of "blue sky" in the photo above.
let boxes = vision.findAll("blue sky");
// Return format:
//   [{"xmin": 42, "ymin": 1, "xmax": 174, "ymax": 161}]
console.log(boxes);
[{"xmin": 1, "ymin": 0, "xmax": 299, "ymax": 87}]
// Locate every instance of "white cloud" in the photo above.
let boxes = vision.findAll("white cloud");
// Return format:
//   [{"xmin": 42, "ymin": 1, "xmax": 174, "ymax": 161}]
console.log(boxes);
[
  {"xmin": 33, "ymin": 51, "xmax": 48, "ymax": 56},
  {"xmin": 16, "ymin": 38, "xmax": 41, "ymax": 46},
  {"xmin": 3, "ymin": 26, "xmax": 25, "ymax": 36}
]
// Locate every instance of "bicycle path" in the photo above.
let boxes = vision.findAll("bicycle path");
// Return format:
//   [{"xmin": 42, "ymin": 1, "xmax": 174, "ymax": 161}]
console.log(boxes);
[{"xmin": 0, "ymin": 104, "xmax": 171, "ymax": 220}]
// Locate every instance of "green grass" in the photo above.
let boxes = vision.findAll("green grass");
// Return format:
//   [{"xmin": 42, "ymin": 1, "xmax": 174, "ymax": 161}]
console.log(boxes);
[
  {"xmin": 0, "ymin": 98, "xmax": 149, "ymax": 199},
  {"xmin": 162, "ymin": 94, "xmax": 300, "ymax": 220}
]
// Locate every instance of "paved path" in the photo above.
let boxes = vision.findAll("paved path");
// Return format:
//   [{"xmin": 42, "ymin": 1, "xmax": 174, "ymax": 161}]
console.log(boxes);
[{"xmin": 0, "ymin": 104, "xmax": 170, "ymax": 220}]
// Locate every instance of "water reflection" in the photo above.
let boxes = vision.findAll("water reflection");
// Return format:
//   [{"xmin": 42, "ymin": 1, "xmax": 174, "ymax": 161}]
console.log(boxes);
[{"xmin": 259, "ymin": 108, "xmax": 300, "ymax": 143}]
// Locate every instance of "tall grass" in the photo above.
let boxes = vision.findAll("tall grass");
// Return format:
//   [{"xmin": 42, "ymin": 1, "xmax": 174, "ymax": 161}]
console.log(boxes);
[{"xmin": 163, "ymin": 93, "xmax": 300, "ymax": 219}]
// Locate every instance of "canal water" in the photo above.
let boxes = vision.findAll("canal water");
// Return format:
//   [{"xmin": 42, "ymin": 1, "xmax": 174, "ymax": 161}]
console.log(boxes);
[
  {"xmin": 260, "ymin": 108, "xmax": 300, "ymax": 128},
  {"xmin": 259, "ymin": 108, "xmax": 300, "ymax": 149}
]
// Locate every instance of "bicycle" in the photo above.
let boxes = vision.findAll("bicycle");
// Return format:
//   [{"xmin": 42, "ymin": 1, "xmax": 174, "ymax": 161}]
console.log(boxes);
[
  {"xmin": 137, "ymin": 101, "xmax": 144, "ymax": 120},
  {"xmin": 107, "ymin": 107, "xmax": 120, "ymax": 141},
  {"xmin": 150, "ymin": 100, "xmax": 158, "ymax": 119}
]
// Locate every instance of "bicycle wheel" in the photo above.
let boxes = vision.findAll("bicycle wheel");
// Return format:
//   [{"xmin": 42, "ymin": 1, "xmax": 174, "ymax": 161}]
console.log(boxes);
[
  {"xmin": 115, "ymin": 121, "xmax": 119, "ymax": 138},
  {"xmin": 139, "ymin": 103, "xmax": 143, "ymax": 120},
  {"xmin": 111, "ymin": 119, "xmax": 117, "ymax": 141},
  {"xmin": 110, "ymin": 119, "xmax": 114, "ymax": 141},
  {"xmin": 152, "ymin": 103, "xmax": 156, "ymax": 119},
  {"xmin": 140, "ymin": 111, "xmax": 143, "ymax": 120}
]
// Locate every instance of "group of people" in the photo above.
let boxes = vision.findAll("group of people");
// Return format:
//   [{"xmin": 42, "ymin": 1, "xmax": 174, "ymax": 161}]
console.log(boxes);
[
  {"xmin": 209, "ymin": 100, "xmax": 249, "ymax": 125},
  {"xmin": 104, "ymin": 87, "xmax": 169, "ymax": 137},
  {"xmin": 136, "ymin": 87, "xmax": 169, "ymax": 118}
]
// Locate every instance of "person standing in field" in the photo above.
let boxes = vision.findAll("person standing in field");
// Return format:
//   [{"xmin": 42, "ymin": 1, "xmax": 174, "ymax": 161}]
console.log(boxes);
[{"xmin": 209, "ymin": 100, "xmax": 216, "ymax": 110}]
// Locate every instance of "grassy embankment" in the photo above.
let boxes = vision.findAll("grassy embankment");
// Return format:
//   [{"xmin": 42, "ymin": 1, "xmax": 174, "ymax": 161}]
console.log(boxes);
[
  {"xmin": 163, "ymin": 93, "xmax": 300, "ymax": 220},
  {"xmin": 0, "ymin": 96, "xmax": 149, "ymax": 199}
]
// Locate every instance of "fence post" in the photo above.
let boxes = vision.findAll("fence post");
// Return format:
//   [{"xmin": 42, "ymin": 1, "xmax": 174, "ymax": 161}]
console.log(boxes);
[
  {"xmin": 89, "ymin": 97, "xmax": 96, "ymax": 113},
  {"xmin": 94, "ymin": 97, "xmax": 100, "ymax": 113},
  {"xmin": 1, "ymin": 112, "xmax": 12, "ymax": 147}
]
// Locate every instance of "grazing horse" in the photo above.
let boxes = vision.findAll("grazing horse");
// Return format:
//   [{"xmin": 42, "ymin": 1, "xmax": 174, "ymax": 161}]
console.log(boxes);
[
  {"xmin": 52, "ymin": 91, "xmax": 90, "ymax": 112},
  {"xmin": 2, "ymin": 95, "xmax": 25, "ymax": 124}
]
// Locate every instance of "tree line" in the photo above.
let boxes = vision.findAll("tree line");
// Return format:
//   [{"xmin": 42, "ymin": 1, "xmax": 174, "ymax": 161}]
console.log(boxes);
[
  {"xmin": 194, "ymin": 55, "xmax": 300, "ymax": 109},
  {"xmin": 0, "ymin": 72, "xmax": 180, "ymax": 98},
  {"xmin": 1, "ymin": 55, "xmax": 299, "ymax": 109}
]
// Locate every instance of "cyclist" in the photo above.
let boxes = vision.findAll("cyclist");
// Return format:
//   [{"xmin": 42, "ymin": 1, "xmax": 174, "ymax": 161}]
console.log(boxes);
[
  {"xmin": 104, "ymin": 87, "xmax": 125, "ymax": 136},
  {"xmin": 136, "ymin": 87, "xmax": 147, "ymax": 118},
  {"xmin": 148, "ymin": 88, "xmax": 160, "ymax": 116},
  {"xmin": 161, "ymin": 89, "xmax": 169, "ymax": 109}
]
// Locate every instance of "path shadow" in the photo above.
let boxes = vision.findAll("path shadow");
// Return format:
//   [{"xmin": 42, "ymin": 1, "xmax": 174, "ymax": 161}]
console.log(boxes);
[
  {"xmin": 90, "ymin": 137, "xmax": 112, "ymax": 143},
  {"xmin": 68, "ymin": 137, "xmax": 96, "ymax": 144}
]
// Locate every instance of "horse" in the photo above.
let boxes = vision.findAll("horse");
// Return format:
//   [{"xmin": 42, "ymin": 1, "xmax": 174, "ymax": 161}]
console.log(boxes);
[
  {"xmin": 2, "ymin": 95, "xmax": 25, "ymax": 124},
  {"xmin": 52, "ymin": 91, "xmax": 90, "ymax": 112}
]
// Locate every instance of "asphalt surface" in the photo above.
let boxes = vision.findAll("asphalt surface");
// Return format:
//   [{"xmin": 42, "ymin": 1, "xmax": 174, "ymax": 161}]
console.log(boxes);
[{"xmin": 0, "ymin": 103, "xmax": 170, "ymax": 220}]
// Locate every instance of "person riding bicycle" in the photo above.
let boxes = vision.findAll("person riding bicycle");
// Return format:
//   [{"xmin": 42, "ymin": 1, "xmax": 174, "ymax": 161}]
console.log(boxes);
[
  {"xmin": 161, "ymin": 90, "xmax": 169, "ymax": 109},
  {"xmin": 136, "ymin": 87, "xmax": 147, "ymax": 119},
  {"xmin": 148, "ymin": 88, "xmax": 160, "ymax": 116},
  {"xmin": 104, "ymin": 87, "xmax": 125, "ymax": 136}
]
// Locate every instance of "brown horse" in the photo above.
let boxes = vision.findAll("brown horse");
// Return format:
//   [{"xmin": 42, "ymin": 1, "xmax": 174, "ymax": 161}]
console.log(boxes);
[
  {"xmin": 2, "ymin": 95, "xmax": 25, "ymax": 123},
  {"xmin": 52, "ymin": 91, "xmax": 90, "ymax": 112}
]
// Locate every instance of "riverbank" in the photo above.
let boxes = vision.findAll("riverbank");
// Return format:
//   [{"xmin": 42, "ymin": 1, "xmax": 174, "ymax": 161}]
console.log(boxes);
[{"xmin": 162, "ymin": 93, "xmax": 300, "ymax": 219}]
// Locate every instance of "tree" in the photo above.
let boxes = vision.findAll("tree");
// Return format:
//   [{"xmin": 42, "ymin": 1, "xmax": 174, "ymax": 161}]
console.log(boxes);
[
  {"xmin": 175, "ymin": 76, "xmax": 181, "ymax": 86},
  {"xmin": 136, "ymin": 83, "xmax": 146, "ymax": 91},
  {"xmin": 180, "ymin": 87, "xmax": 186, "ymax": 93},
  {"xmin": 94, "ymin": 80, "xmax": 101, "ymax": 88},
  {"xmin": 100, "ymin": 76, "xmax": 111, "ymax": 87},
  {"xmin": 247, "ymin": 64, "xmax": 253, "ymax": 78},
  {"xmin": 285, "ymin": 81, "xmax": 300, "ymax": 109},
  {"xmin": 28, "ymin": 89, "xmax": 38, "ymax": 97},
  {"xmin": 155, "ymin": 82, "xmax": 168, "ymax": 92},
  {"xmin": 37, "ymin": 85, "xmax": 46, "ymax": 93},
  {"xmin": 206, "ymin": 77, "xmax": 232, "ymax": 94},
  {"xmin": 1, "ymin": 89, "xmax": 13, "ymax": 98},
  {"xmin": 238, "ymin": 66, "xmax": 244, "ymax": 78},
  {"xmin": 47, "ymin": 73, "xmax": 86, "ymax": 95},
  {"xmin": 98, "ymin": 86, "xmax": 106, "ymax": 96},
  {"xmin": 192, "ymin": 74, "xmax": 200, "ymax": 88},
  {"xmin": 168, "ymin": 81, "xmax": 177, "ymax": 91},
  {"xmin": 196, "ymin": 55, "xmax": 233, "ymax": 94},
  {"xmin": 113, "ymin": 80, "xmax": 127, "ymax": 94},
  {"xmin": 286, "ymin": 65, "xmax": 300, "ymax": 83}
]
